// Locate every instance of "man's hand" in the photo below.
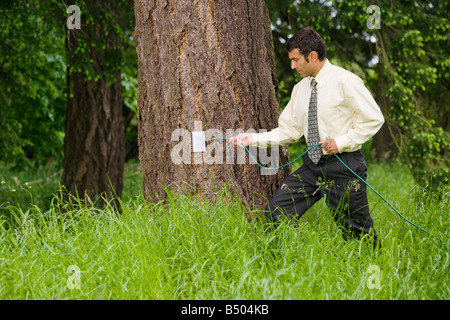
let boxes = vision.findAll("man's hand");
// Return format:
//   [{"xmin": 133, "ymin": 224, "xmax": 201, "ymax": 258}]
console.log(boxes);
[
  {"xmin": 229, "ymin": 133, "xmax": 253, "ymax": 147},
  {"xmin": 320, "ymin": 138, "xmax": 339, "ymax": 155}
]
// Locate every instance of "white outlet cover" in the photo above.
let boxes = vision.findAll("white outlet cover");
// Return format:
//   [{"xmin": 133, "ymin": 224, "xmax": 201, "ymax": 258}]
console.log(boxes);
[{"xmin": 192, "ymin": 131, "xmax": 206, "ymax": 153}]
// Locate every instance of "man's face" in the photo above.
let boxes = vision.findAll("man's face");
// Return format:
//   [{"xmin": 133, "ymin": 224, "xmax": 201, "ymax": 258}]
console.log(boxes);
[{"xmin": 288, "ymin": 48, "xmax": 313, "ymax": 77}]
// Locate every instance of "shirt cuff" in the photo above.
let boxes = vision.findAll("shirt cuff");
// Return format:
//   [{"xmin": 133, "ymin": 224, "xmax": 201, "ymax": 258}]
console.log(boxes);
[
  {"xmin": 250, "ymin": 133, "xmax": 260, "ymax": 146},
  {"xmin": 334, "ymin": 135, "xmax": 352, "ymax": 153}
]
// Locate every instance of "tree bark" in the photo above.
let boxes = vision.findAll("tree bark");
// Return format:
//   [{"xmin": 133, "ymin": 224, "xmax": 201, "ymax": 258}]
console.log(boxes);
[
  {"xmin": 134, "ymin": 0, "xmax": 290, "ymax": 209},
  {"xmin": 61, "ymin": 2, "xmax": 125, "ymax": 204}
]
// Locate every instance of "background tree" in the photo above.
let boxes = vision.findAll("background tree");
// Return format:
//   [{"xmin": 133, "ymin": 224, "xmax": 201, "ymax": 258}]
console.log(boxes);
[
  {"xmin": 61, "ymin": 0, "xmax": 137, "ymax": 203},
  {"xmin": 0, "ymin": 0, "xmax": 139, "ymax": 177},
  {"xmin": 134, "ymin": 0, "xmax": 291, "ymax": 208}
]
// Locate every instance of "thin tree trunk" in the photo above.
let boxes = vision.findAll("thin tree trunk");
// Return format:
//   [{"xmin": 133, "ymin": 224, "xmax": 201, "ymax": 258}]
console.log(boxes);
[
  {"xmin": 134, "ymin": 0, "xmax": 290, "ymax": 209},
  {"xmin": 61, "ymin": 5, "xmax": 125, "ymax": 204},
  {"xmin": 372, "ymin": 30, "xmax": 398, "ymax": 161}
]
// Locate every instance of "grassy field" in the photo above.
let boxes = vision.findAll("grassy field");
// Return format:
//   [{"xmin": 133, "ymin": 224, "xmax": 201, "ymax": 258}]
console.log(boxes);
[{"xmin": 0, "ymin": 159, "xmax": 449, "ymax": 300}]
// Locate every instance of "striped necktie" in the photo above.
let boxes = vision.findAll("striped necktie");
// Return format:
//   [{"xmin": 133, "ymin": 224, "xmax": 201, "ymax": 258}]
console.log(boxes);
[{"xmin": 307, "ymin": 78, "xmax": 321, "ymax": 164}]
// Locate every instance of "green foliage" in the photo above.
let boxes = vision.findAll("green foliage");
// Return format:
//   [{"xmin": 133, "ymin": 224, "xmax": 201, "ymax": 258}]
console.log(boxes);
[
  {"xmin": 0, "ymin": 160, "xmax": 62, "ymax": 219},
  {"xmin": 0, "ymin": 159, "xmax": 141, "ymax": 224},
  {"xmin": 374, "ymin": 1, "xmax": 450, "ymax": 190},
  {"xmin": 0, "ymin": 1, "xmax": 66, "ymax": 166},
  {"xmin": 0, "ymin": 112, "xmax": 27, "ymax": 161},
  {"xmin": 66, "ymin": 1, "xmax": 136, "ymax": 84},
  {"xmin": 0, "ymin": 161, "xmax": 449, "ymax": 299},
  {"xmin": 408, "ymin": 128, "xmax": 450, "ymax": 189}
]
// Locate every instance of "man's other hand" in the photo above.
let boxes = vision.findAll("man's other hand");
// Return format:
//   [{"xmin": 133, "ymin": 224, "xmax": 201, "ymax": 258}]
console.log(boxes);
[{"xmin": 320, "ymin": 138, "xmax": 339, "ymax": 155}]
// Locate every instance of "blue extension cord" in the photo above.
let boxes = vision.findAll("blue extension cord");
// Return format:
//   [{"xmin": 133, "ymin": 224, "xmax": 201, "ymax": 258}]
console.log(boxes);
[{"xmin": 214, "ymin": 137, "xmax": 448, "ymax": 246}]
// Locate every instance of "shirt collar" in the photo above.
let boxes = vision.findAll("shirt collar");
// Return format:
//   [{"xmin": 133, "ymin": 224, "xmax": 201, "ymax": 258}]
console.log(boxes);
[{"xmin": 310, "ymin": 58, "xmax": 332, "ymax": 87}]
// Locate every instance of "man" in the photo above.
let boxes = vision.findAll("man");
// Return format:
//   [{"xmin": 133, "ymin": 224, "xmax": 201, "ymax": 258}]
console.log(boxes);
[{"xmin": 230, "ymin": 27, "xmax": 385, "ymax": 249}]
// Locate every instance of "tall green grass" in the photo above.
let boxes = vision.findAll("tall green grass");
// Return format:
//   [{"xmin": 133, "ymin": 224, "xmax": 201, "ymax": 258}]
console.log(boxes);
[{"xmin": 0, "ymin": 160, "xmax": 449, "ymax": 299}]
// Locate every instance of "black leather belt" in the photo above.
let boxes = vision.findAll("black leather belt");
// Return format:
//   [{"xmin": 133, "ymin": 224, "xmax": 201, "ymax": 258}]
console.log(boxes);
[{"xmin": 318, "ymin": 153, "xmax": 344, "ymax": 163}]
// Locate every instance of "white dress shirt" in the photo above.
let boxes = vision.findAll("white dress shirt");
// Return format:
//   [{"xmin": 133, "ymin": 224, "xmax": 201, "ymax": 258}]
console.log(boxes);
[{"xmin": 251, "ymin": 59, "xmax": 385, "ymax": 154}]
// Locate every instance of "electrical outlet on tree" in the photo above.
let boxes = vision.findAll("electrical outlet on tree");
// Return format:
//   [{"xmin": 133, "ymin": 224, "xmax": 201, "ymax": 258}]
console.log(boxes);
[{"xmin": 192, "ymin": 131, "xmax": 206, "ymax": 153}]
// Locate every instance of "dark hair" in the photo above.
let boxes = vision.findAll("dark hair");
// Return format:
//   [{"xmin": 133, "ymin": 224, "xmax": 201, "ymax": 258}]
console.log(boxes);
[{"xmin": 286, "ymin": 27, "xmax": 326, "ymax": 62}]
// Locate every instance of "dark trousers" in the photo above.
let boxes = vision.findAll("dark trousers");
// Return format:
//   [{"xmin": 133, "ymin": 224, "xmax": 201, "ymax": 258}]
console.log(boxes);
[{"xmin": 264, "ymin": 149, "xmax": 380, "ymax": 249}]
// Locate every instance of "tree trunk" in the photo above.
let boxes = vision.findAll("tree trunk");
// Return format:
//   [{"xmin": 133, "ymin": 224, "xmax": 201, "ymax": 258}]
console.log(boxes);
[
  {"xmin": 372, "ymin": 61, "xmax": 395, "ymax": 161},
  {"xmin": 134, "ymin": 0, "xmax": 290, "ymax": 209},
  {"xmin": 372, "ymin": 30, "xmax": 398, "ymax": 161},
  {"xmin": 61, "ymin": 4, "xmax": 125, "ymax": 204}
]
